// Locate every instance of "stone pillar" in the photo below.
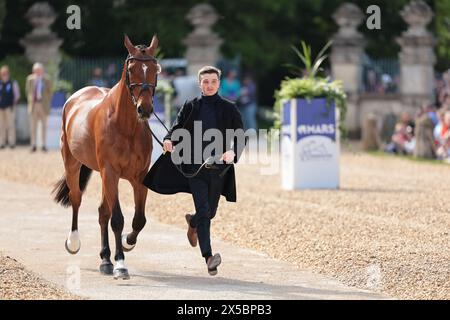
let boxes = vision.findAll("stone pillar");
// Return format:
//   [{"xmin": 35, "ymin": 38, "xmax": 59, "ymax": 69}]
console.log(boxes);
[
  {"xmin": 18, "ymin": 2, "xmax": 63, "ymax": 147},
  {"xmin": 19, "ymin": 2, "xmax": 63, "ymax": 68},
  {"xmin": 397, "ymin": 1, "xmax": 436, "ymax": 109},
  {"xmin": 361, "ymin": 113, "xmax": 381, "ymax": 151},
  {"xmin": 330, "ymin": 3, "xmax": 366, "ymax": 135},
  {"xmin": 183, "ymin": 3, "xmax": 223, "ymax": 76}
]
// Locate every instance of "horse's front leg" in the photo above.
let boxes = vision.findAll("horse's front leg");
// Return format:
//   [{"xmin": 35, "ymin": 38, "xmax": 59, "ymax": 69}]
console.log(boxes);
[
  {"xmin": 101, "ymin": 166, "xmax": 128, "ymax": 280},
  {"xmin": 98, "ymin": 191, "xmax": 113, "ymax": 275},
  {"xmin": 122, "ymin": 181, "xmax": 148, "ymax": 251}
]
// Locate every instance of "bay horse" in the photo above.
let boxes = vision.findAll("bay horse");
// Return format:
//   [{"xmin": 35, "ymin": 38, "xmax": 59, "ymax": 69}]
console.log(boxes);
[{"xmin": 52, "ymin": 35, "xmax": 160, "ymax": 279}]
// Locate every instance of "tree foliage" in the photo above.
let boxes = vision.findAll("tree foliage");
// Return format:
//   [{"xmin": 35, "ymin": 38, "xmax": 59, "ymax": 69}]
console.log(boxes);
[
  {"xmin": 0, "ymin": 0, "xmax": 448, "ymax": 106},
  {"xmin": 0, "ymin": 0, "xmax": 5, "ymax": 38}
]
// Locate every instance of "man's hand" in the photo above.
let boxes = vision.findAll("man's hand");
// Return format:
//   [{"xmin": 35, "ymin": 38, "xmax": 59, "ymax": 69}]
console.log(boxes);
[
  {"xmin": 220, "ymin": 150, "xmax": 235, "ymax": 164},
  {"xmin": 163, "ymin": 140, "xmax": 173, "ymax": 153}
]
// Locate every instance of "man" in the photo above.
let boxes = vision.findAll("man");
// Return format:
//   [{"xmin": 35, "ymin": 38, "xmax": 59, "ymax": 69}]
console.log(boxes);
[
  {"xmin": 219, "ymin": 69, "xmax": 241, "ymax": 102},
  {"xmin": 88, "ymin": 67, "xmax": 107, "ymax": 87},
  {"xmin": 143, "ymin": 66, "xmax": 245, "ymax": 276},
  {"xmin": 0, "ymin": 65, "xmax": 20, "ymax": 149},
  {"xmin": 26, "ymin": 62, "xmax": 53, "ymax": 152}
]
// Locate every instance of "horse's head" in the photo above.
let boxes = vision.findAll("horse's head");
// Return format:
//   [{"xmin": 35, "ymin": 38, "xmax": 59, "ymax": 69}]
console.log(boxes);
[{"xmin": 124, "ymin": 34, "xmax": 161, "ymax": 120}]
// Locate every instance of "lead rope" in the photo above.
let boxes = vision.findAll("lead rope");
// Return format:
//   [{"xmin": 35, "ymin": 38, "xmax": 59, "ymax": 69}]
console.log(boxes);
[{"xmin": 147, "ymin": 112, "xmax": 230, "ymax": 179}]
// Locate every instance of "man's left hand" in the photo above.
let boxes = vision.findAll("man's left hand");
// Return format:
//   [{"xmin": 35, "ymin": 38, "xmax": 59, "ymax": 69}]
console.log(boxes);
[{"xmin": 220, "ymin": 150, "xmax": 235, "ymax": 164}]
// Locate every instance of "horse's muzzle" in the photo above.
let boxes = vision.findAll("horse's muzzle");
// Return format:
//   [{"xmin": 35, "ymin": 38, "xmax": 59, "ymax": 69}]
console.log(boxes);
[{"xmin": 137, "ymin": 106, "xmax": 152, "ymax": 119}]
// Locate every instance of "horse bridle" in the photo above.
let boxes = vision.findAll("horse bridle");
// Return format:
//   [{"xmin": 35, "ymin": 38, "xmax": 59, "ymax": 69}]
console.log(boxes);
[{"xmin": 125, "ymin": 54, "xmax": 158, "ymax": 107}]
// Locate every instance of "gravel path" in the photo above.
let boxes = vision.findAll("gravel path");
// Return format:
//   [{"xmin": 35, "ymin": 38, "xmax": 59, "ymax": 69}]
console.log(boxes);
[
  {"xmin": 0, "ymin": 180, "xmax": 386, "ymax": 300},
  {"xmin": 0, "ymin": 146, "xmax": 448, "ymax": 299},
  {"xmin": 0, "ymin": 253, "xmax": 81, "ymax": 299}
]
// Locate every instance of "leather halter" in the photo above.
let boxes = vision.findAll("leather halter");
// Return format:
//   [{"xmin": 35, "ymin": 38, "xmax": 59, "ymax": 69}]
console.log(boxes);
[{"xmin": 124, "ymin": 53, "xmax": 158, "ymax": 106}]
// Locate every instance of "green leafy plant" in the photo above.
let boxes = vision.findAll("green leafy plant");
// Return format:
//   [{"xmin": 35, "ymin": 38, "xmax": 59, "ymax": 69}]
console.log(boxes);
[
  {"xmin": 155, "ymin": 78, "xmax": 174, "ymax": 95},
  {"xmin": 53, "ymin": 79, "xmax": 74, "ymax": 94},
  {"xmin": 274, "ymin": 40, "xmax": 347, "ymax": 139},
  {"xmin": 285, "ymin": 40, "xmax": 332, "ymax": 79}
]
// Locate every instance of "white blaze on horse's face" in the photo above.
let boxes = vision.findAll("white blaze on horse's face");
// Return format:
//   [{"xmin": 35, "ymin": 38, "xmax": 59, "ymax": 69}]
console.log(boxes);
[{"xmin": 142, "ymin": 64, "xmax": 148, "ymax": 79}]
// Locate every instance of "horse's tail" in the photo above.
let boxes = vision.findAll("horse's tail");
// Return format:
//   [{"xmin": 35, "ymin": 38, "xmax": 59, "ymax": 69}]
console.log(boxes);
[
  {"xmin": 78, "ymin": 165, "xmax": 93, "ymax": 193},
  {"xmin": 52, "ymin": 165, "xmax": 93, "ymax": 207}
]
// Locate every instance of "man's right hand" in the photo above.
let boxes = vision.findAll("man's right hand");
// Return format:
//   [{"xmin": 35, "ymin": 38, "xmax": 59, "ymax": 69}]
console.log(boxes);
[{"xmin": 163, "ymin": 140, "xmax": 173, "ymax": 153}]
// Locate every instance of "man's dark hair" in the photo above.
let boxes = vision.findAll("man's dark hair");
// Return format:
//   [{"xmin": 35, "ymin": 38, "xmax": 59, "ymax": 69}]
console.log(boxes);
[{"xmin": 198, "ymin": 66, "xmax": 222, "ymax": 82}]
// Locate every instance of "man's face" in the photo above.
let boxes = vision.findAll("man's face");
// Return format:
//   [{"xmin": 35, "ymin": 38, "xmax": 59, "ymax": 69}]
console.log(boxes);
[
  {"xmin": 34, "ymin": 67, "xmax": 44, "ymax": 77},
  {"xmin": 0, "ymin": 69, "xmax": 9, "ymax": 82},
  {"xmin": 199, "ymin": 73, "xmax": 220, "ymax": 96}
]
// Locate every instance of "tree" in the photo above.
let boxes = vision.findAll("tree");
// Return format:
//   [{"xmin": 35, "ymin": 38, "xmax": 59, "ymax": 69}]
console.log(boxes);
[
  {"xmin": 0, "ymin": 0, "xmax": 6, "ymax": 39},
  {"xmin": 435, "ymin": 0, "xmax": 450, "ymax": 71},
  {"xmin": 0, "ymin": 0, "xmax": 447, "ymax": 106}
]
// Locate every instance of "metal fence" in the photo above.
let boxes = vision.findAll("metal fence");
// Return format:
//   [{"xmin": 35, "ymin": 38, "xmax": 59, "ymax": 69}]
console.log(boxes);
[
  {"xmin": 58, "ymin": 56, "xmax": 241, "ymax": 91},
  {"xmin": 361, "ymin": 57, "xmax": 400, "ymax": 94},
  {"xmin": 59, "ymin": 57, "xmax": 123, "ymax": 92},
  {"xmin": 58, "ymin": 57, "xmax": 189, "ymax": 93}
]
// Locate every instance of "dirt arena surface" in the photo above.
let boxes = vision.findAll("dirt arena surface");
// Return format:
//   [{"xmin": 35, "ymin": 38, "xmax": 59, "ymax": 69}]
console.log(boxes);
[{"xmin": 0, "ymin": 146, "xmax": 449, "ymax": 299}]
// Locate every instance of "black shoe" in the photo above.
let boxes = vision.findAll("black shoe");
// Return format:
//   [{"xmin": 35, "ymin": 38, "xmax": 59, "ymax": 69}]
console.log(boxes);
[
  {"xmin": 206, "ymin": 253, "xmax": 221, "ymax": 276},
  {"xmin": 9, "ymin": 145, "xmax": 15, "ymax": 149},
  {"xmin": 30, "ymin": 146, "xmax": 36, "ymax": 152},
  {"xmin": 0, "ymin": 145, "xmax": 4, "ymax": 150},
  {"xmin": 42, "ymin": 146, "xmax": 47, "ymax": 152}
]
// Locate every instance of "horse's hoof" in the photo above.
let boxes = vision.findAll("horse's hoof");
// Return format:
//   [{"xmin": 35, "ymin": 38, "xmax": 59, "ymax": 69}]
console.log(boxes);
[
  {"xmin": 121, "ymin": 234, "xmax": 136, "ymax": 252},
  {"xmin": 113, "ymin": 260, "xmax": 130, "ymax": 280},
  {"xmin": 113, "ymin": 268, "xmax": 130, "ymax": 280},
  {"xmin": 65, "ymin": 230, "xmax": 81, "ymax": 254},
  {"xmin": 65, "ymin": 238, "xmax": 80, "ymax": 255},
  {"xmin": 99, "ymin": 262, "xmax": 114, "ymax": 275}
]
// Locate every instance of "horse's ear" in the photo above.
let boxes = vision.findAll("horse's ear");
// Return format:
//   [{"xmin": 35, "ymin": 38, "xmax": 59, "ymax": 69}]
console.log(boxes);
[
  {"xmin": 147, "ymin": 34, "xmax": 158, "ymax": 55},
  {"xmin": 124, "ymin": 34, "xmax": 136, "ymax": 55}
]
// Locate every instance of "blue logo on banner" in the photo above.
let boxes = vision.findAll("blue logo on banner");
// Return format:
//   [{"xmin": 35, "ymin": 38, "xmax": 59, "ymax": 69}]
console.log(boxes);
[{"xmin": 296, "ymin": 98, "xmax": 336, "ymax": 142}]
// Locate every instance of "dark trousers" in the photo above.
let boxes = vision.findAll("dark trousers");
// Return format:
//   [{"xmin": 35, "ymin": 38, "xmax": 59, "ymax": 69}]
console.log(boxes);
[{"xmin": 188, "ymin": 168, "xmax": 224, "ymax": 259}]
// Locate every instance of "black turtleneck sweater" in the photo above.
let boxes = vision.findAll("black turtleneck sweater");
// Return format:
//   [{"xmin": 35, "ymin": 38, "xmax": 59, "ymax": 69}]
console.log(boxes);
[
  {"xmin": 198, "ymin": 93, "xmax": 218, "ymax": 133},
  {"xmin": 190, "ymin": 93, "xmax": 219, "ymax": 166}
]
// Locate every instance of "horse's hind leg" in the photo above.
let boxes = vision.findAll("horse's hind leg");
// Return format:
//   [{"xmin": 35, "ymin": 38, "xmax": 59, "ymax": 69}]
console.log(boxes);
[
  {"xmin": 122, "ymin": 182, "xmax": 148, "ymax": 251},
  {"xmin": 62, "ymin": 146, "xmax": 83, "ymax": 254}
]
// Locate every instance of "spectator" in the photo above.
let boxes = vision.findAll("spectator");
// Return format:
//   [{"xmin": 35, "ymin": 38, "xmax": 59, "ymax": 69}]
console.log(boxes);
[
  {"xmin": 434, "ymin": 108, "xmax": 447, "ymax": 146},
  {"xmin": 381, "ymin": 73, "xmax": 395, "ymax": 93},
  {"xmin": 0, "ymin": 65, "xmax": 20, "ymax": 149},
  {"xmin": 385, "ymin": 112, "xmax": 415, "ymax": 155},
  {"xmin": 413, "ymin": 105, "xmax": 438, "ymax": 159},
  {"xmin": 366, "ymin": 69, "xmax": 378, "ymax": 93},
  {"xmin": 440, "ymin": 91, "xmax": 450, "ymax": 110},
  {"xmin": 88, "ymin": 67, "xmax": 107, "ymax": 87},
  {"xmin": 105, "ymin": 63, "xmax": 118, "ymax": 87},
  {"xmin": 434, "ymin": 76, "xmax": 445, "ymax": 108},
  {"xmin": 237, "ymin": 74, "xmax": 258, "ymax": 131},
  {"xmin": 435, "ymin": 110, "xmax": 450, "ymax": 160},
  {"xmin": 219, "ymin": 69, "xmax": 241, "ymax": 102},
  {"xmin": 26, "ymin": 62, "xmax": 53, "ymax": 152}
]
